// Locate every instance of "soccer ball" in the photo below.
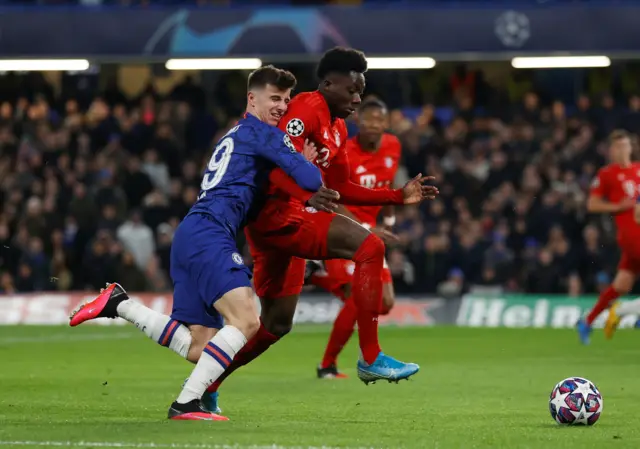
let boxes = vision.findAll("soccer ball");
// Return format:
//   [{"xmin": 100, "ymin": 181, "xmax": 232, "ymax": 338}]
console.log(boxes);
[{"xmin": 549, "ymin": 377, "xmax": 603, "ymax": 425}]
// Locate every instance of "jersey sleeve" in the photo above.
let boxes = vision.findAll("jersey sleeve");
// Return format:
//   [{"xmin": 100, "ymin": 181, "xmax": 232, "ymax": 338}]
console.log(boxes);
[
  {"xmin": 255, "ymin": 128, "xmax": 323, "ymax": 192},
  {"xmin": 589, "ymin": 169, "xmax": 609, "ymax": 198},
  {"xmin": 278, "ymin": 101, "xmax": 319, "ymax": 151},
  {"xmin": 325, "ymin": 146, "xmax": 404, "ymax": 205},
  {"xmin": 266, "ymin": 101, "xmax": 325, "ymax": 203}
]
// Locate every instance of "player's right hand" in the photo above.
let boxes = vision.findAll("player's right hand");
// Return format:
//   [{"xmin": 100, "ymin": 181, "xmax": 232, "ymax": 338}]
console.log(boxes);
[
  {"xmin": 617, "ymin": 197, "xmax": 636, "ymax": 212},
  {"xmin": 401, "ymin": 174, "xmax": 439, "ymax": 204},
  {"xmin": 307, "ymin": 186, "xmax": 340, "ymax": 213},
  {"xmin": 302, "ymin": 139, "xmax": 318, "ymax": 162}
]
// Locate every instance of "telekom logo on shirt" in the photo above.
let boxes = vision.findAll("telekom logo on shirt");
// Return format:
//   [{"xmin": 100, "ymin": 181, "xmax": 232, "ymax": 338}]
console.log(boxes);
[{"xmin": 360, "ymin": 174, "xmax": 377, "ymax": 188}]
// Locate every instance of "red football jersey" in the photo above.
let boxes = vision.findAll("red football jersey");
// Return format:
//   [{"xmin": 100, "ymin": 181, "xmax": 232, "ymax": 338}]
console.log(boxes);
[
  {"xmin": 345, "ymin": 133, "xmax": 401, "ymax": 226},
  {"xmin": 272, "ymin": 91, "xmax": 348, "ymax": 202},
  {"xmin": 590, "ymin": 162, "xmax": 640, "ymax": 242}
]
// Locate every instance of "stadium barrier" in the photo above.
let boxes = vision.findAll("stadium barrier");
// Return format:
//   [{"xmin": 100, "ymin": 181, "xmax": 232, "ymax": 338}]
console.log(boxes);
[
  {"xmin": 0, "ymin": 293, "xmax": 448, "ymax": 326},
  {"xmin": 0, "ymin": 293, "xmax": 635, "ymax": 327},
  {"xmin": 456, "ymin": 295, "xmax": 639, "ymax": 329}
]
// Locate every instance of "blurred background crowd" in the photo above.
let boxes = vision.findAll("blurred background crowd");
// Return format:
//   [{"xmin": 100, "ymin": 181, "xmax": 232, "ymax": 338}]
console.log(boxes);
[{"xmin": 1, "ymin": 60, "xmax": 639, "ymax": 297}]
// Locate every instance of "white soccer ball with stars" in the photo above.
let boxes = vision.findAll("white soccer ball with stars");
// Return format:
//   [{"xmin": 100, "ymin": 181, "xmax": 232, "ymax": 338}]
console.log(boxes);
[{"xmin": 548, "ymin": 377, "xmax": 603, "ymax": 426}]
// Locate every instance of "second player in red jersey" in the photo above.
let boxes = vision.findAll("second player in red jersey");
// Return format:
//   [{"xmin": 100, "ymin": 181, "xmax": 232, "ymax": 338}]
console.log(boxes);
[
  {"xmin": 307, "ymin": 99, "xmax": 402, "ymax": 378},
  {"xmin": 578, "ymin": 130, "xmax": 640, "ymax": 343}
]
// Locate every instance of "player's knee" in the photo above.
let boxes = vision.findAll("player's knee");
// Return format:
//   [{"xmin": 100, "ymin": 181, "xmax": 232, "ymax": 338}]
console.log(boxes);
[
  {"xmin": 354, "ymin": 233, "xmax": 385, "ymax": 264},
  {"xmin": 262, "ymin": 312, "xmax": 293, "ymax": 337},
  {"xmin": 229, "ymin": 310, "xmax": 260, "ymax": 339},
  {"xmin": 381, "ymin": 293, "xmax": 395, "ymax": 315},
  {"xmin": 215, "ymin": 287, "xmax": 260, "ymax": 339},
  {"xmin": 269, "ymin": 320, "xmax": 293, "ymax": 338},
  {"xmin": 241, "ymin": 316, "xmax": 261, "ymax": 339},
  {"xmin": 613, "ymin": 270, "xmax": 635, "ymax": 293},
  {"xmin": 260, "ymin": 295, "xmax": 297, "ymax": 337}
]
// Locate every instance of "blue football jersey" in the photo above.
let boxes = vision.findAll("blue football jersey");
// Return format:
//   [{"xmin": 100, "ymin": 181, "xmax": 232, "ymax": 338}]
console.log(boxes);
[{"xmin": 189, "ymin": 113, "xmax": 322, "ymax": 235}]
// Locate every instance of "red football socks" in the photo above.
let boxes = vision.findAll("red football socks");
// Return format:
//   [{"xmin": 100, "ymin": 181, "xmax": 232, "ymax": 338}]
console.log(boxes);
[
  {"xmin": 351, "ymin": 233, "xmax": 384, "ymax": 365},
  {"xmin": 310, "ymin": 273, "xmax": 340, "ymax": 297},
  {"xmin": 586, "ymin": 286, "xmax": 620, "ymax": 325},
  {"xmin": 321, "ymin": 297, "xmax": 357, "ymax": 368},
  {"xmin": 207, "ymin": 320, "xmax": 279, "ymax": 393}
]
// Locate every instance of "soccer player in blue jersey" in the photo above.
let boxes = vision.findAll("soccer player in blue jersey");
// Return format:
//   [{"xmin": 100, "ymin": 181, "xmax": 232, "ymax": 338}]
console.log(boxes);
[{"xmin": 69, "ymin": 66, "xmax": 338, "ymax": 421}]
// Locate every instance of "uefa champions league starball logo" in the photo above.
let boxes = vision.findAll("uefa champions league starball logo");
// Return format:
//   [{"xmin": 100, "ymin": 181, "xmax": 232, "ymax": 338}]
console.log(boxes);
[
  {"xmin": 286, "ymin": 118, "xmax": 305, "ymax": 137},
  {"xmin": 495, "ymin": 10, "xmax": 531, "ymax": 48}
]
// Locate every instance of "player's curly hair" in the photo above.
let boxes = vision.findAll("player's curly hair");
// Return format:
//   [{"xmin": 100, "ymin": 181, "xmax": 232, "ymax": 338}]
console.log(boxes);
[
  {"xmin": 248, "ymin": 65, "xmax": 297, "ymax": 91},
  {"xmin": 316, "ymin": 47, "xmax": 368, "ymax": 79}
]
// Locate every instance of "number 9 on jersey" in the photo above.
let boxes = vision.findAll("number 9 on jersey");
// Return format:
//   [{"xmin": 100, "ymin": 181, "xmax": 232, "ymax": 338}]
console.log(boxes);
[{"xmin": 201, "ymin": 137, "xmax": 234, "ymax": 191}]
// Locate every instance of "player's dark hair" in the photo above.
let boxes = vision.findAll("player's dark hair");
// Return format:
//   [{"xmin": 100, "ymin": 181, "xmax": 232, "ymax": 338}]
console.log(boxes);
[
  {"xmin": 316, "ymin": 47, "xmax": 368, "ymax": 79},
  {"xmin": 359, "ymin": 99, "xmax": 387, "ymax": 114},
  {"xmin": 247, "ymin": 65, "xmax": 297, "ymax": 91}
]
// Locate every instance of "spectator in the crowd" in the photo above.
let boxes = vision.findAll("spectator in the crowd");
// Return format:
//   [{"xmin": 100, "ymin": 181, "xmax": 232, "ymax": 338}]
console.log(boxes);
[
  {"xmin": 116, "ymin": 209, "xmax": 155, "ymax": 271},
  {"xmin": 527, "ymin": 249, "xmax": 563, "ymax": 294}
]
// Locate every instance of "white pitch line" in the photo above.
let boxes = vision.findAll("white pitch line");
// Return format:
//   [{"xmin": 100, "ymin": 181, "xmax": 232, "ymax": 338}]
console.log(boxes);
[
  {"xmin": 0, "ymin": 332, "xmax": 138, "ymax": 345},
  {"xmin": 0, "ymin": 442, "xmax": 382, "ymax": 449}
]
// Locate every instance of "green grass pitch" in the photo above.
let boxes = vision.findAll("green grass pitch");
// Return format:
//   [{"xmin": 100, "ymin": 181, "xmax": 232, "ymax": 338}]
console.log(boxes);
[{"xmin": 1, "ymin": 325, "xmax": 640, "ymax": 449}]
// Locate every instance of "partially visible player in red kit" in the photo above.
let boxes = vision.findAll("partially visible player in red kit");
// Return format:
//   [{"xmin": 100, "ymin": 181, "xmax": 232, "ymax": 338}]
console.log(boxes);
[
  {"xmin": 307, "ymin": 99, "xmax": 401, "ymax": 379},
  {"xmin": 577, "ymin": 129, "xmax": 640, "ymax": 344},
  {"xmin": 199, "ymin": 47, "xmax": 439, "ymax": 412}
]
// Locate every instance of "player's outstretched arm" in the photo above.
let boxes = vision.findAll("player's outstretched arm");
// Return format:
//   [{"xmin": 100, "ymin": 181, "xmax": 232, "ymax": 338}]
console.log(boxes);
[
  {"xmin": 634, "ymin": 201, "xmax": 640, "ymax": 224},
  {"xmin": 326, "ymin": 151, "xmax": 438, "ymax": 206},
  {"xmin": 268, "ymin": 168, "xmax": 340, "ymax": 213}
]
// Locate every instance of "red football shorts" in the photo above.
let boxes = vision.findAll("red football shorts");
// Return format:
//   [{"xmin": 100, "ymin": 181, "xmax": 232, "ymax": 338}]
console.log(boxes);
[
  {"xmin": 618, "ymin": 251, "xmax": 640, "ymax": 273},
  {"xmin": 246, "ymin": 198, "xmax": 337, "ymax": 299},
  {"xmin": 617, "ymin": 236, "xmax": 640, "ymax": 273}
]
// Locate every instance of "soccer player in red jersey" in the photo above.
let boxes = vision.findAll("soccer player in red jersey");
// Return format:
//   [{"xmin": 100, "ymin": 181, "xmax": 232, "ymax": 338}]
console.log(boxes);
[
  {"xmin": 577, "ymin": 130, "xmax": 640, "ymax": 344},
  {"xmin": 201, "ymin": 47, "xmax": 438, "ymax": 411},
  {"xmin": 603, "ymin": 196, "xmax": 640, "ymax": 337},
  {"xmin": 308, "ymin": 99, "xmax": 402, "ymax": 378}
]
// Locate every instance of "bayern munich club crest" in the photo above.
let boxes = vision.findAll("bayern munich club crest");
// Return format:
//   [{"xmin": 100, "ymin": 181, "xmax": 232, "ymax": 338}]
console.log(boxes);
[
  {"xmin": 232, "ymin": 252, "xmax": 244, "ymax": 265},
  {"xmin": 286, "ymin": 118, "xmax": 305, "ymax": 137}
]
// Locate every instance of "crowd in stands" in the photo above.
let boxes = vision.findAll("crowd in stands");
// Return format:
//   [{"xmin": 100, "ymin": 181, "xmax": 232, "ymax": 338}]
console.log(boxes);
[{"xmin": 0, "ymin": 67, "xmax": 639, "ymax": 297}]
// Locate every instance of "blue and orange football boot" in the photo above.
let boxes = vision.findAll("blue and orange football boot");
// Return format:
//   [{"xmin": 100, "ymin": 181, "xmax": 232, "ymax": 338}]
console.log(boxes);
[
  {"xmin": 357, "ymin": 353, "xmax": 419, "ymax": 385},
  {"xmin": 69, "ymin": 283, "xmax": 128, "ymax": 327},
  {"xmin": 576, "ymin": 318, "xmax": 593, "ymax": 345},
  {"xmin": 202, "ymin": 391, "xmax": 222, "ymax": 414}
]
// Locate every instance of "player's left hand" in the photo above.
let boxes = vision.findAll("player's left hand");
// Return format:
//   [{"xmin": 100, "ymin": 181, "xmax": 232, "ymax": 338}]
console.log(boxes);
[
  {"xmin": 401, "ymin": 174, "xmax": 438, "ymax": 204},
  {"xmin": 307, "ymin": 186, "xmax": 340, "ymax": 213},
  {"xmin": 302, "ymin": 139, "xmax": 318, "ymax": 162}
]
